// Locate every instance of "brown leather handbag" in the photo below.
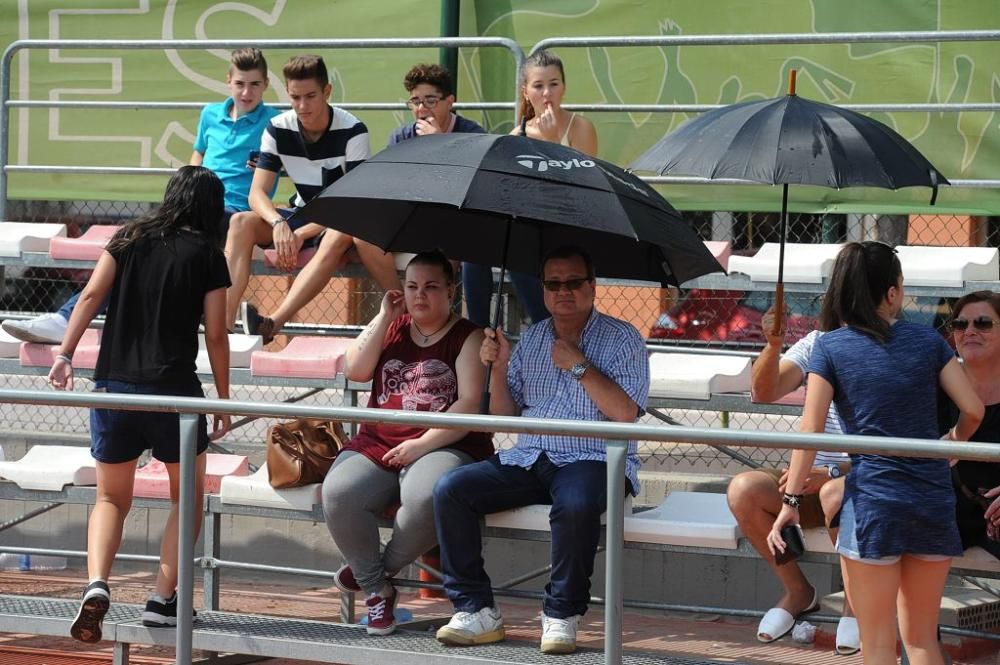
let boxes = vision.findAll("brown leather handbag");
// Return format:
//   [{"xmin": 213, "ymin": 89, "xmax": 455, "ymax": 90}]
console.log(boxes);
[{"xmin": 266, "ymin": 419, "xmax": 347, "ymax": 489}]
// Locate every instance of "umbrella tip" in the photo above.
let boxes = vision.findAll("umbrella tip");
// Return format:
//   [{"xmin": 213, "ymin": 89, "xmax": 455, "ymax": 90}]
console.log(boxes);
[{"xmin": 788, "ymin": 69, "xmax": 797, "ymax": 96}]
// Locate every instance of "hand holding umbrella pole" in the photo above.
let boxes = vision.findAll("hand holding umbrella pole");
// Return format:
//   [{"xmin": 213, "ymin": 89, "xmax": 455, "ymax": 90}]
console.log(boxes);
[{"xmin": 480, "ymin": 218, "xmax": 513, "ymax": 414}]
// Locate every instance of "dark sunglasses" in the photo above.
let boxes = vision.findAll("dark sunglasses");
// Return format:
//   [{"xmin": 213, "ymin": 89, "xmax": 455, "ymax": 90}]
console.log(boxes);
[
  {"xmin": 542, "ymin": 278, "xmax": 591, "ymax": 292},
  {"xmin": 950, "ymin": 316, "xmax": 1000, "ymax": 332}
]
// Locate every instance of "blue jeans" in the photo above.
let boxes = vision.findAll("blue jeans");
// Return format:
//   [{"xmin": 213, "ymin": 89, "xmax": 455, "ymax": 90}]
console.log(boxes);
[
  {"xmin": 433, "ymin": 453, "xmax": 607, "ymax": 618},
  {"xmin": 461, "ymin": 263, "xmax": 549, "ymax": 328}
]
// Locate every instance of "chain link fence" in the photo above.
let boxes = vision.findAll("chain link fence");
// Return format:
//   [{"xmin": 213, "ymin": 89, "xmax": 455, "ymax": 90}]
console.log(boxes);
[{"xmin": 0, "ymin": 200, "xmax": 992, "ymax": 473}]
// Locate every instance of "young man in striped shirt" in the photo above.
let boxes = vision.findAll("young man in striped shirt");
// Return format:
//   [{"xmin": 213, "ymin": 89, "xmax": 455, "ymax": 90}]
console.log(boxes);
[{"xmin": 226, "ymin": 54, "xmax": 400, "ymax": 339}]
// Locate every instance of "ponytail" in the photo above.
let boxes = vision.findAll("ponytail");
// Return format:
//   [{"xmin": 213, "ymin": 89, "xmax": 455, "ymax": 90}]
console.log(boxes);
[
  {"xmin": 517, "ymin": 49, "xmax": 565, "ymax": 126},
  {"xmin": 821, "ymin": 241, "xmax": 901, "ymax": 343}
]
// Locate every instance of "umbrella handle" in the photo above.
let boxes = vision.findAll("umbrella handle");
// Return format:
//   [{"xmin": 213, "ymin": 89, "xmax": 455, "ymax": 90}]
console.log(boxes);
[
  {"xmin": 772, "ymin": 283, "xmax": 785, "ymax": 339},
  {"xmin": 479, "ymin": 376, "xmax": 492, "ymax": 415}
]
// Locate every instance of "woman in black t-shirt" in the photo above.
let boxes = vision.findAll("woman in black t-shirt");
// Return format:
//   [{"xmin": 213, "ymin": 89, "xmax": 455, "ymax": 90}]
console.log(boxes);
[
  {"xmin": 48, "ymin": 166, "xmax": 233, "ymax": 643},
  {"xmin": 939, "ymin": 291, "xmax": 1000, "ymax": 559}
]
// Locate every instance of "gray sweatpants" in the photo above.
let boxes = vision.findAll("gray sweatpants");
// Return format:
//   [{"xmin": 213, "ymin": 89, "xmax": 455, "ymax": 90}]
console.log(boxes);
[{"xmin": 322, "ymin": 448, "xmax": 475, "ymax": 595}]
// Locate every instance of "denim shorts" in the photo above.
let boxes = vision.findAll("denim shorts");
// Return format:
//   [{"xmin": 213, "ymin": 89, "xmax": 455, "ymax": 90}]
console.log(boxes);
[
  {"xmin": 836, "ymin": 496, "xmax": 951, "ymax": 566},
  {"xmin": 90, "ymin": 380, "xmax": 209, "ymax": 464}
]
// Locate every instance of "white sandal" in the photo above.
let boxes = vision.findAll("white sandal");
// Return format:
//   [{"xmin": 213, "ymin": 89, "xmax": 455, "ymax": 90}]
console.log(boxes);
[
  {"xmin": 756, "ymin": 589, "xmax": 819, "ymax": 643},
  {"xmin": 836, "ymin": 616, "xmax": 861, "ymax": 655}
]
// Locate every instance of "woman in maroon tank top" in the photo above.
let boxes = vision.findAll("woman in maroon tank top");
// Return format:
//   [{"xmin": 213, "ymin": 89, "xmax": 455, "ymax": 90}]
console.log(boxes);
[{"xmin": 322, "ymin": 250, "xmax": 492, "ymax": 635}]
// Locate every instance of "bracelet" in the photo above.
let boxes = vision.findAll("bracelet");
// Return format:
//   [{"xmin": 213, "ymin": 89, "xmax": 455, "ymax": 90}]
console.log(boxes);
[
  {"xmin": 56, "ymin": 354, "xmax": 72, "ymax": 365},
  {"xmin": 781, "ymin": 493, "xmax": 803, "ymax": 508},
  {"xmin": 270, "ymin": 217, "xmax": 288, "ymax": 227}
]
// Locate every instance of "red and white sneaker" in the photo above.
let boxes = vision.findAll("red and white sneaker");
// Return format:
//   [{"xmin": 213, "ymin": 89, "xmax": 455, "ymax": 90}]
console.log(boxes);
[
  {"xmin": 333, "ymin": 564, "xmax": 361, "ymax": 594},
  {"xmin": 365, "ymin": 586, "xmax": 397, "ymax": 636}
]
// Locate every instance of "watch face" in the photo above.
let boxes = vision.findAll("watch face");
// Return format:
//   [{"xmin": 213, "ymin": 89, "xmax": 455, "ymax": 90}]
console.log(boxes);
[
  {"xmin": 828, "ymin": 465, "xmax": 842, "ymax": 479},
  {"xmin": 571, "ymin": 362, "xmax": 588, "ymax": 380}
]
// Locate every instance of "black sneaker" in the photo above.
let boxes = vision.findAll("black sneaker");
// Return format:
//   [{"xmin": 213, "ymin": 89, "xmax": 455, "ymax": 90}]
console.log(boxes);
[
  {"xmin": 240, "ymin": 302, "xmax": 275, "ymax": 344},
  {"xmin": 141, "ymin": 592, "xmax": 198, "ymax": 627},
  {"xmin": 70, "ymin": 580, "xmax": 110, "ymax": 643}
]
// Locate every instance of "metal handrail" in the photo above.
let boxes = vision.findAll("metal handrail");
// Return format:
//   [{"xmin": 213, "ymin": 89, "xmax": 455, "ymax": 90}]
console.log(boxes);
[
  {"xmin": 0, "ymin": 37, "xmax": 526, "ymax": 219},
  {"xmin": 0, "ymin": 387, "xmax": 998, "ymax": 664}
]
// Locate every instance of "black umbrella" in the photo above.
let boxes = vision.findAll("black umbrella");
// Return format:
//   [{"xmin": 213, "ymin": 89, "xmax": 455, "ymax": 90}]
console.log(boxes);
[
  {"xmin": 293, "ymin": 132, "xmax": 723, "ymax": 410},
  {"xmin": 629, "ymin": 71, "xmax": 948, "ymax": 332}
]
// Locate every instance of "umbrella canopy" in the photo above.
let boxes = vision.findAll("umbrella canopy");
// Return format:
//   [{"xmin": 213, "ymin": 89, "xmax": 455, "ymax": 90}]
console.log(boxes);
[
  {"xmin": 293, "ymin": 132, "xmax": 723, "ymax": 287},
  {"xmin": 629, "ymin": 91, "xmax": 948, "ymax": 196}
]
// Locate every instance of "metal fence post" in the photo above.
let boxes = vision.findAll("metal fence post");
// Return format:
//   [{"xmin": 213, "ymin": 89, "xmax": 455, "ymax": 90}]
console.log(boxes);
[
  {"xmin": 176, "ymin": 413, "xmax": 199, "ymax": 665},
  {"xmin": 604, "ymin": 440, "xmax": 627, "ymax": 665}
]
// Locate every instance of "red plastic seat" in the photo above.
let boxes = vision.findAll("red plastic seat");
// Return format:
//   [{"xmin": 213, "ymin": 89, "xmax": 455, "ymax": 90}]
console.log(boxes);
[
  {"xmin": 20, "ymin": 329, "xmax": 100, "ymax": 368},
  {"xmin": 134, "ymin": 453, "xmax": 249, "ymax": 499},
  {"xmin": 48, "ymin": 225, "xmax": 120, "ymax": 261},
  {"xmin": 250, "ymin": 336, "xmax": 352, "ymax": 379}
]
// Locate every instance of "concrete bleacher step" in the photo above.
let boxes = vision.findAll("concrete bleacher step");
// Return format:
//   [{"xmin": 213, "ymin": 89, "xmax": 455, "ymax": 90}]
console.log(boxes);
[
  {"xmin": 0, "ymin": 222, "xmax": 67, "ymax": 257},
  {"xmin": 220, "ymin": 463, "xmax": 322, "ymax": 512},
  {"xmin": 134, "ymin": 453, "xmax": 249, "ymax": 499},
  {"xmin": 648, "ymin": 353, "xmax": 751, "ymax": 400},
  {"xmin": 0, "ymin": 445, "xmax": 95, "ymax": 490},
  {"xmin": 250, "ymin": 336, "xmax": 352, "ymax": 379},
  {"xmin": 896, "ymin": 245, "xmax": 1000, "ymax": 287},
  {"xmin": 47, "ymin": 224, "xmax": 119, "ymax": 260},
  {"xmin": 485, "ymin": 497, "xmax": 634, "ymax": 531},
  {"xmin": 728, "ymin": 242, "xmax": 843, "ymax": 283},
  {"xmin": 195, "ymin": 333, "xmax": 262, "ymax": 374},
  {"xmin": 20, "ymin": 328, "xmax": 100, "ymax": 367},
  {"xmin": 624, "ymin": 491, "xmax": 741, "ymax": 549}
]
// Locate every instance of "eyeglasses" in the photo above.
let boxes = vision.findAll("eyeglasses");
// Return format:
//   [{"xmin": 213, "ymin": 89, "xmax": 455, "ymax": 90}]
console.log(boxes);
[
  {"xmin": 406, "ymin": 96, "xmax": 442, "ymax": 109},
  {"xmin": 542, "ymin": 278, "xmax": 592, "ymax": 292},
  {"xmin": 950, "ymin": 316, "xmax": 1000, "ymax": 332}
]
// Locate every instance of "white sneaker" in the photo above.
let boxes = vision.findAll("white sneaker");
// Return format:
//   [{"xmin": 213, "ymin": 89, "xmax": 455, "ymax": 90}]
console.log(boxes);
[
  {"xmin": 2, "ymin": 313, "xmax": 68, "ymax": 344},
  {"xmin": 435, "ymin": 606, "xmax": 504, "ymax": 646},
  {"xmin": 541, "ymin": 613, "xmax": 580, "ymax": 654}
]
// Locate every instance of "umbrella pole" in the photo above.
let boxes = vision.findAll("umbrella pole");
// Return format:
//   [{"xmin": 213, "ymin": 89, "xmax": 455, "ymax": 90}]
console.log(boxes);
[
  {"xmin": 773, "ymin": 183, "xmax": 789, "ymax": 338},
  {"xmin": 480, "ymin": 218, "xmax": 514, "ymax": 414}
]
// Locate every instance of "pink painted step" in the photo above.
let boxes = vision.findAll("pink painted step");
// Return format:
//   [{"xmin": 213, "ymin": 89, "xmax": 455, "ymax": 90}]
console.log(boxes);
[
  {"xmin": 20, "ymin": 328, "xmax": 100, "ymax": 368},
  {"xmin": 262, "ymin": 247, "xmax": 317, "ymax": 270},
  {"xmin": 134, "ymin": 453, "xmax": 249, "ymax": 499},
  {"xmin": 250, "ymin": 336, "xmax": 352, "ymax": 379},
  {"xmin": 703, "ymin": 241, "xmax": 732, "ymax": 272},
  {"xmin": 48, "ymin": 225, "xmax": 120, "ymax": 260}
]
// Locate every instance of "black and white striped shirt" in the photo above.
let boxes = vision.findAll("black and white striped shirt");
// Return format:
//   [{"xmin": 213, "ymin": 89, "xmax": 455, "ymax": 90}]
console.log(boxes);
[{"xmin": 257, "ymin": 105, "xmax": 370, "ymax": 208}]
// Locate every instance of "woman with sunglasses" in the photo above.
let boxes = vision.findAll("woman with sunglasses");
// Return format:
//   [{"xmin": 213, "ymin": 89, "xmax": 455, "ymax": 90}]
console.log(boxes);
[
  {"xmin": 767, "ymin": 241, "xmax": 983, "ymax": 665},
  {"xmin": 940, "ymin": 291, "xmax": 1000, "ymax": 559}
]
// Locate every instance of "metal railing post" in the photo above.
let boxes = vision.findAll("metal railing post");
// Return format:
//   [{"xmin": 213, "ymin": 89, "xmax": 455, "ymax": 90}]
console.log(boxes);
[
  {"xmin": 176, "ymin": 413, "xmax": 199, "ymax": 665},
  {"xmin": 604, "ymin": 440, "xmax": 626, "ymax": 665}
]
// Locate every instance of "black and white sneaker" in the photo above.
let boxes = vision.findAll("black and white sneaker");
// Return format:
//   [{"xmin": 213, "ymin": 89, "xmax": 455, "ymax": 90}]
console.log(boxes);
[
  {"xmin": 141, "ymin": 592, "xmax": 198, "ymax": 627},
  {"xmin": 240, "ymin": 302, "xmax": 275, "ymax": 344},
  {"xmin": 70, "ymin": 580, "xmax": 110, "ymax": 643}
]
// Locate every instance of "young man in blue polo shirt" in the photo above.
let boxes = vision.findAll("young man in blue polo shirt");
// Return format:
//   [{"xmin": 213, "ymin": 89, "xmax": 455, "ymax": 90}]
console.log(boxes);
[{"xmin": 3, "ymin": 48, "xmax": 278, "ymax": 344}]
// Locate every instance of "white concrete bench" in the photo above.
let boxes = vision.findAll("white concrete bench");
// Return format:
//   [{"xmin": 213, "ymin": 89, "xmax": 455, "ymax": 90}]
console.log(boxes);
[
  {"xmin": 194, "ymin": 334, "xmax": 263, "ymax": 374},
  {"xmin": 219, "ymin": 463, "xmax": 322, "ymax": 512},
  {"xmin": 0, "ymin": 222, "xmax": 67, "ymax": 257},
  {"xmin": 0, "ymin": 445, "xmax": 96, "ymax": 490},
  {"xmin": 703, "ymin": 241, "xmax": 732, "ymax": 273},
  {"xmin": 649, "ymin": 353, "xmax": 752, "ymax": 400},
  {"xmin": 624, "ymin": 491, "xmax": 740, "ymax": 549},
  {"xmin": 0, "ymin": 329, "xmax": 22, "ymax": 358},
  {"xmin": 485, "ymin": 497, "xmax": 634, "ymax": 531},
  {"xmin": 896, "ymin": 245, "xmax": 1000, "ymax": 287},
  {"xmin": 728, "ymin": 242, "xmax": 843, "ymax": 283}
]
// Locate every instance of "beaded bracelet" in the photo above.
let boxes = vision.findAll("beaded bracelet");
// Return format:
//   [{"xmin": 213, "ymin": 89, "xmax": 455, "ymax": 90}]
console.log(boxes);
[
  {"xmin": 781, "ymin": 493, "xmax": 803, "ymax": 508},
  {"xmin": 56, "ymin": 354, "xmax": 72, "ymax": 365}
]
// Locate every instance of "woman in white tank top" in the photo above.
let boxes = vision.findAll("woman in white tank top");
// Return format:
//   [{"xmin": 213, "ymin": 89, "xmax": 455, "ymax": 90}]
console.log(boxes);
[{"xmin": 511, "ymin": 49, "xmax": 598, "ymax": 156}]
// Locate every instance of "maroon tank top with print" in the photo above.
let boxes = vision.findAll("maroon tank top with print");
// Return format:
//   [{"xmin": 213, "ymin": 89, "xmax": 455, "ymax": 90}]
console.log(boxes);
[{"xmin": 343, "ymin": 314, "xmax": 494, "ymax": 470}]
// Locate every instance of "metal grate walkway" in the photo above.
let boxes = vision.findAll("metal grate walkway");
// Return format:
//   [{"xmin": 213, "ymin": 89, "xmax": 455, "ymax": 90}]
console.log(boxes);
[{"xmin": 0, "ymin": 594, "xmax": 749, "ymax": 665}]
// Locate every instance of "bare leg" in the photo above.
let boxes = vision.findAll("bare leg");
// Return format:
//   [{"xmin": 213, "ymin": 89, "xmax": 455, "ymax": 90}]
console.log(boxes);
[
  {"xmin": 268, "ymin": 230, "xmax": 354, "ymax": 330},
  {"xmin": 154, "ymin": 453, "xmax": 207, "ymax": 598},
  {"xmin": 354, "ymin": 238, "xmax": 403, "ymax": 292},
  {"xmin": 897, "ymin": 555, "xmax": 950, "ymax": 665},
  {"xmin": 88, "ymin": 460, "xmax": 139, "ymax": 581},
  {"xmin": 225, "ymin": 212, "xmax": 273, "ymax": 329},
  {"xmin": 818, "ymin": 477, "xmax": 854, "ymax": 618},
  {"xmin": 727, "ymin": 471, "xmax": 815, "ymax": 628},
  {"xmin": 842, "ymin": 556, "xmax": 901, "ymax": 665}
]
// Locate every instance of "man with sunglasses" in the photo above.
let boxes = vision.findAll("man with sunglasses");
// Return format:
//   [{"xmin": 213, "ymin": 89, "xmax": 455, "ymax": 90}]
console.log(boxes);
[{"xmin": 433, "ymin": 245, "xmax": 649, "ymax": 654}]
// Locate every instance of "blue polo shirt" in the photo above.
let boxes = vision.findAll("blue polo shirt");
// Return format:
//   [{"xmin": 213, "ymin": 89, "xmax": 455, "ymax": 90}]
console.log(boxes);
[{"xmin": 194, "ymin": 98, "xmax": 280, "ymax": 211}]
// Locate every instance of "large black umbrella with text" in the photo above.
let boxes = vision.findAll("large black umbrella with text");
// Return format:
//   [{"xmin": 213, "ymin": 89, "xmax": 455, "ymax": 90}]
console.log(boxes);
[
  {"xmin": 293, "ymin": 132, "xmax": 723, "ymax": 409},
  {"xmin": 629, "ymin": 71, "xmax": 948, "ymax": 333}
]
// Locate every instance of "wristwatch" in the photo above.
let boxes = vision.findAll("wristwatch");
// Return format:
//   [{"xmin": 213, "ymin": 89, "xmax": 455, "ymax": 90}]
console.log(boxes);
[
  {"xmin": 826, "ymin": 464, "xmax": 843, "ymax": 479},
  {"xmin": 570, "ymin": 360, "xmax": 591, "ymax": 381}
]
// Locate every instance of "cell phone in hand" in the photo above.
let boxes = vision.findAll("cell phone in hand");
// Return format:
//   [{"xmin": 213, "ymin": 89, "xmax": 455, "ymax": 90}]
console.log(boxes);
[{"xmin": 774, "ymin": 524, "xmax": 806, "ymax": 566}]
